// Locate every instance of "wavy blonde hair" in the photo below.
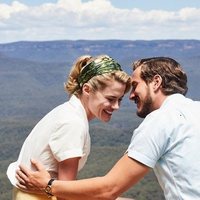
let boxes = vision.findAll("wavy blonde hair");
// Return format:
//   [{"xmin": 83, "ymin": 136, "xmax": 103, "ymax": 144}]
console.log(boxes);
[{"xmin": 65, "ymin": 55, "xmax": 131, "ymax": 97}]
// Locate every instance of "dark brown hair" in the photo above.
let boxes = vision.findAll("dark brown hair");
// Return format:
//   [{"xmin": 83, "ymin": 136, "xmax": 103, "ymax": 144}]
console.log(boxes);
[{"xmin": 132, "ymin": 57, "xmax": 188, "ymax": 95}]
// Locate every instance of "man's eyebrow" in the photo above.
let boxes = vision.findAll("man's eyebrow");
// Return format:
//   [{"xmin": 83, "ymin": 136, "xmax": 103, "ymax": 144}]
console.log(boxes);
[
  {"xmin": 131, "ymin": 81, "xmax": 138, "ymax": 90},
  {"xmin": 131, "ymin": 81, "xmax": 138, "ymax": 86}
]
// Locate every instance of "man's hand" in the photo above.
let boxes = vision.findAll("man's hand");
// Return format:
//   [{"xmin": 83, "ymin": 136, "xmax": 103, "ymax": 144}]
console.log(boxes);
[{"xmin": 16, "ymin": 159, "xmax": 51, "ymax": 193}]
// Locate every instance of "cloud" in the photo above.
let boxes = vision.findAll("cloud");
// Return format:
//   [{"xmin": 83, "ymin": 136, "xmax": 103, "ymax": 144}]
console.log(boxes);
[
  {"xmin": 0, "ymin": 0, "xmax": 199, "ymax": 43},
  {"xmin": 0, "ymin": 1, "xmax": 27, "ymax": 20}
]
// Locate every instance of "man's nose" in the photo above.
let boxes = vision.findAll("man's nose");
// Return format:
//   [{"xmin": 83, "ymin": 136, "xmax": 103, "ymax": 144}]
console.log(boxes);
[{"xmin": 129, "ymin": 90, "xmax": 136, "ymax": 101}]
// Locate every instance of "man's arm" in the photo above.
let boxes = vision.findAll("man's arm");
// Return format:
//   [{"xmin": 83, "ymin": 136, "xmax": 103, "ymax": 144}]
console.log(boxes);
[
  {"xmin": 17, "ymin": 154, "xmax": 149, "ymax": 200},
  {"xmin": 16, "ymin": 157, "xmax": 80, "ymax": 198}
]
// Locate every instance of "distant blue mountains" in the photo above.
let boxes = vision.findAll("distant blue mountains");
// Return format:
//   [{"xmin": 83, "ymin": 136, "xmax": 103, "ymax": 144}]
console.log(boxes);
[
  {"xmin": 1, "ymin": 39, "xmax": 200, "ymax": 200},
  {"xmin": 0, "ymin": 39, "xmax": 200, "ymax": 120}
]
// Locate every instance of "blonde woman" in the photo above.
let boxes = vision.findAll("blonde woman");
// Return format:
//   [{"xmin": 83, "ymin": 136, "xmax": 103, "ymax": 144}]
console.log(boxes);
[{"xmin": 7, "ymin": 55, "xmax": 131, "ymax": 200}]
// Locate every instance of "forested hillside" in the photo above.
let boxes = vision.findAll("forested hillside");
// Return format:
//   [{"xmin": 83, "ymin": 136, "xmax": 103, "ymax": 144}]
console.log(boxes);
[{"xmin": 1, "ymin": 39, "xmax": 200, "ymax": 199}]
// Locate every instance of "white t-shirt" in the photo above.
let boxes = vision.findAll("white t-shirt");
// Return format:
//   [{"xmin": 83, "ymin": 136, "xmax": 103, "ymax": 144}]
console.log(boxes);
[
  {"xmin": 7, "ymin": 95, "xmax": 90, "ymax": 186},
  {"xmin": 127, "ymin": 94, "xmax": 200, "ymax": 199}
]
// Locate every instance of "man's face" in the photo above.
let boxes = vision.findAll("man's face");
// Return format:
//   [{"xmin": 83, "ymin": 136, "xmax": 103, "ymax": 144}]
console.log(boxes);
[{"xmin": 129, "ymin": 66, "xmax": 154, "ymax": 118}]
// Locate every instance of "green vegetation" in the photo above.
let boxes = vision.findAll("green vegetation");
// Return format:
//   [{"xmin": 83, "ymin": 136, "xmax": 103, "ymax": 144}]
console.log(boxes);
[
  {"xmin": 0, "ymin": 113, "xmax": 164, "ymax": 200},
  {"xmin": 1, "ymin": 39, "xmax": 200, "ymax": 199},
  {"xmin": 78, "ymin": 146, "xmax": 164, "ymax": 200}
]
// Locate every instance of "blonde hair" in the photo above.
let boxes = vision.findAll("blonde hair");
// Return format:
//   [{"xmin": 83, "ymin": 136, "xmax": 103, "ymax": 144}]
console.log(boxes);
[{"xmin": 65, "ymin": 55, "xmax": 131, "ymax": 96}]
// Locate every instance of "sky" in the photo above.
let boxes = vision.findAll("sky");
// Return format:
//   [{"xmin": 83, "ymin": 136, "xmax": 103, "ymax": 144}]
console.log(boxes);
[{"xmin": 0, "ymin": 0, "xmax": 199, "ymax": 43}]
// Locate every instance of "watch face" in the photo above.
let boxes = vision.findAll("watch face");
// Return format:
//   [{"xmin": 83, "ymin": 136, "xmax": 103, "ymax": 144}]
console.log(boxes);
[
  {"xmin": 44, "ymin": 178, "xmax": 55, "ymax": 197},
  {"xmin": 45, "ymin": 185, "xmax": 51, "ymax": 193},
  {"xmin": 44, "ymin": 185, "xmax": 53, "ymax": 197}
]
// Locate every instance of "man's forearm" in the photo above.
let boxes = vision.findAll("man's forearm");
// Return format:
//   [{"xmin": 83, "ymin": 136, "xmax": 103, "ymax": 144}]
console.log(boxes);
[
  {"xmin": 52, "ymin": 176, "xmax": 118, "ymax": 200},
  {"xmin": 50, "ymin": 155, "xmax": 149, "ymax": 200},
  {"xmin": 16, "ymin": 155, "xmax": 149, "ymax": 199}
]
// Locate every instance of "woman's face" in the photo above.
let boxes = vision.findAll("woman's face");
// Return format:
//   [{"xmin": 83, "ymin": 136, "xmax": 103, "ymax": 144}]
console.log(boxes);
[{"xmin": 86, "ymin": 80, "xmax": 126, "ymax": 122}]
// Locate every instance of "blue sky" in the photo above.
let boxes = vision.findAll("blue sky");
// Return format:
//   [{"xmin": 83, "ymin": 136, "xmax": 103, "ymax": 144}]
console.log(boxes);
[
  {"xmin": 0, "ymin": 0, "xmax": 199, "ymax": 43},
  {"xmin": 2, "ymin": 0, "xmax": 199, "ymax": 10}
]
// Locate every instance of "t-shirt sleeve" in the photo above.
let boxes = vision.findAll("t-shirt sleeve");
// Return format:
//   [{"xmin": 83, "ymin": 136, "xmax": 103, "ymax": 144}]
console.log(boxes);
[
  {"xmin": 127, "ymin": 112, "xmax": 170, "ymax": 168},
  {"xmin": 49, "ymin": 120, "xmax": 86, "ymax": 162}
]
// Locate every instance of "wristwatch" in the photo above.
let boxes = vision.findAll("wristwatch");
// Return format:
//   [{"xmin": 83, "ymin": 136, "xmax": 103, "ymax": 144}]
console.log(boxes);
[{"xmin": 44, "ymin": 178, "xmax": 56, "ymax": 198}]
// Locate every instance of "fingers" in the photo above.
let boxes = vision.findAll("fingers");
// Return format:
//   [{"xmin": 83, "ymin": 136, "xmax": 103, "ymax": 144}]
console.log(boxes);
[
  {"xmin": 15, "ymin": 160, "xmax": 51, "ymax": 192},
  {"xmin": 16, "ymin": 170, "xmax": 26, "ymax": 186},
  {"xmin": 16, "ymin": 170, "xmax": 32, "ymax": 190},
  {"xmin": 16, "ymin": 181, "xmax": 43, "ymax": 195},
  {"xmin": 16, "ymin": 181, "xmax": 28, "ymax": 190},
  {"xmin": 16, "ymin": 167, "xmax": 36, "ymax": 188},
  {"xmin": 18, "ymin": 164, "xmax": 31, "ymax": 177},
  {"xmin": 16, "ymin": 168, "xmax": 30, "ymax": 182},
  {"xmin": 16, "ymin": 169, "xmax": 35, "ymax": 189},
  {"xmin": 16, "ymin": 169, "xmax": 42, "ymax": 193}
]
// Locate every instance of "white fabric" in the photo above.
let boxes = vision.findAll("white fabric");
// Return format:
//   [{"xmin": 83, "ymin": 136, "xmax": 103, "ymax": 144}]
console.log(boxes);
[
  {"xmin": 127, "ymin": 94, "xmax": 200, "ymax": 199},
  {"xmin": 7, "ymin": 95, "xmax": 90, "ymax": 187}
]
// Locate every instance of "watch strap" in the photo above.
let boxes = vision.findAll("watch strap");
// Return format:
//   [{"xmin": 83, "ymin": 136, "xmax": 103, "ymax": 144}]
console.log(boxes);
[{"xmin": 44, "ymin": 178, "xmax": 56, "ymax": 198}]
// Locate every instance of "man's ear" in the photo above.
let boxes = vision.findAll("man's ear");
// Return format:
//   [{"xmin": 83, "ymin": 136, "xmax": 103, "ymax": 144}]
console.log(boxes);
[
  {"xmin": 152, "ymin": 74, "xmax": 162, "ymax": 91},
  {"xmin": 82, "ymin": 83, "xmax": 91, "ymax": 95}
]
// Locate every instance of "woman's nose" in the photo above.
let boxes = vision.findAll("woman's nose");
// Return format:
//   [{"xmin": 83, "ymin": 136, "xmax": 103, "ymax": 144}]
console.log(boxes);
[{"xmin": 112, "ymin": 101, "xmax": 120, "ymax": 110}]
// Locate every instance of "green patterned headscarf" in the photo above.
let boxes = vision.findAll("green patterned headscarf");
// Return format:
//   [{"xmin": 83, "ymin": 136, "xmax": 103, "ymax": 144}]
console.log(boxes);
[{"xmin": 78, "ymin": 55, "xmax": 122, "ymax": 87}]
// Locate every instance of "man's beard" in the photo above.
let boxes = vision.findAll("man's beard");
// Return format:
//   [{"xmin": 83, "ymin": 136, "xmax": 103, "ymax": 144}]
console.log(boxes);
[{"xmin": 137, "ymin": 90, "xmax": 153, "ymax": 118}]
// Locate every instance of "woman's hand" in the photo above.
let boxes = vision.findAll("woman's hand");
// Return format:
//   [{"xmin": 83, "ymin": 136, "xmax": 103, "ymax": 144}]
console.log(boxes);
[{"xmin": 16, "ymin": 159, "xmax": 51, "ymax": 193}]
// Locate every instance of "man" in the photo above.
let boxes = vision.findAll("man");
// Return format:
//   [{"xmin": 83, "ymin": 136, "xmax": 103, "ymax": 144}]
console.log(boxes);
[{"xmin": 17, "ymin": 57, "xmax": 200, "ymax": 200}]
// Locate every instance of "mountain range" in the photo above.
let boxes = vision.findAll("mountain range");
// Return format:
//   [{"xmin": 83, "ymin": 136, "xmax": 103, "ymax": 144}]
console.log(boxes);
[
  {"xmin": 1, "ymin": 39, "xmax": 200, "ymax": 120},
  {"xmin": 0, "ymin": 39, "xmax": 200, "ymax": 200}
]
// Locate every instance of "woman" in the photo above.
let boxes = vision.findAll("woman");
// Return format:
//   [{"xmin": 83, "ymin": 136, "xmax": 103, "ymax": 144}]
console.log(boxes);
[{"xmin": 7, "ymin": 54, "xmax": 131, "ymax": 200}]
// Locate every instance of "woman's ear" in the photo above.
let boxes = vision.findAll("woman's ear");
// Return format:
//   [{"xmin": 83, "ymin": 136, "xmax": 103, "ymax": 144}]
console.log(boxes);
[
  {"xmin": 152, "ymin": 74, "xmax": 162, "ymax": 91},
  {"xmin": 82, "ymin": 83, "xmax": 91, "ymax": 96}
]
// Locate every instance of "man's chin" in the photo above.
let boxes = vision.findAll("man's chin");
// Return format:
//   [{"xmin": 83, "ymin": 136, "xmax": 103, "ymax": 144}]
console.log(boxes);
[{"xmin": 137, "ymin": 111, "xmax": 146, "ymax": 118}]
